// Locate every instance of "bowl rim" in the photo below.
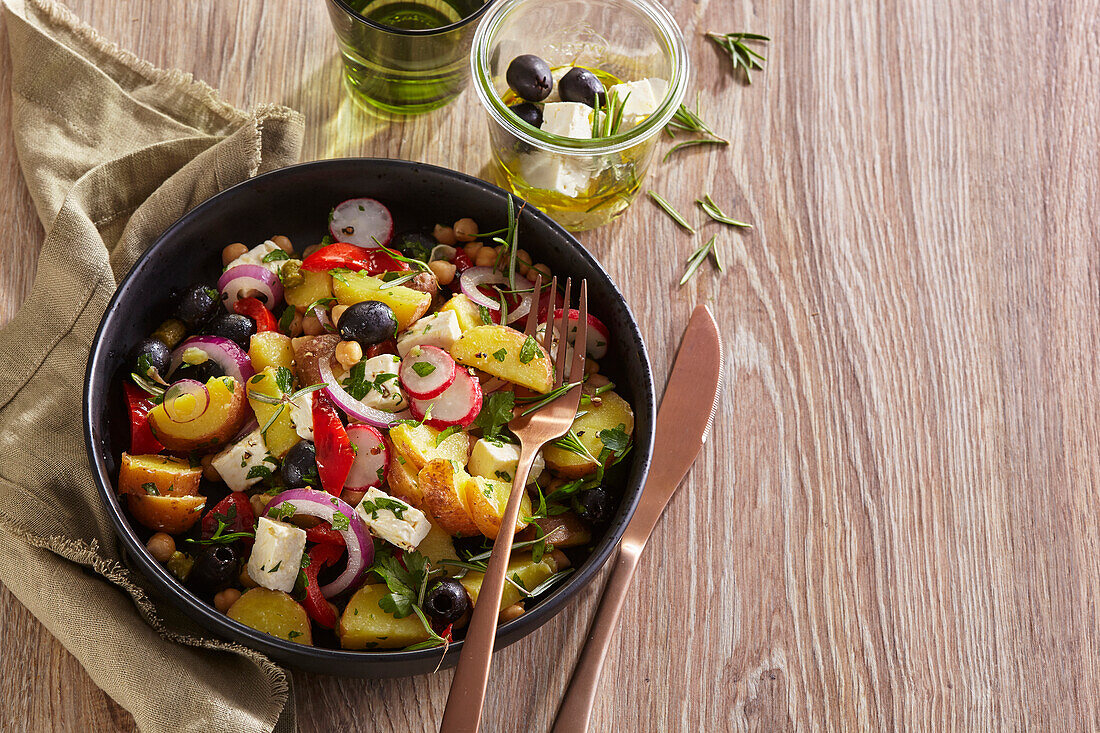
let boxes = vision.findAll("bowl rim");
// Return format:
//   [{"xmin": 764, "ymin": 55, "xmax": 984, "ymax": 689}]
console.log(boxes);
[{"xmin": 83, "ymin": 157, "xmax": 655, "ymax": 671}]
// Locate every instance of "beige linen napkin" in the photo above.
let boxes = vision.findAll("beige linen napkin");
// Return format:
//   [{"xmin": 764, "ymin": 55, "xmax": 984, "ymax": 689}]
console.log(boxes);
[{"xmin": 0, "ymin": 1, "xmax": 305, "ymax": 730}]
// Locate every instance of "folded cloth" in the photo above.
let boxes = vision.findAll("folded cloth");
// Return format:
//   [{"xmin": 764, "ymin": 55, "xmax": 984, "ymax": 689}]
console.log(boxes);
[{"xmin": 0, "ymin": 1, "xmax": 304, "ymax": 730}]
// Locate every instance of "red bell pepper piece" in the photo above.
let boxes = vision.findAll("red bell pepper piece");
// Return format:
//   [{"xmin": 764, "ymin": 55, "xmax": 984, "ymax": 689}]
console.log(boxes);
[
  {"xmin": 305, "ymin": 521, "xmax": 346, "ymax": 546},
  {"xmin": 302, "ymin": 542, "xmax": 344, "ymax": 629},
  {"xmin": 312, "ymin": 392, "xmax": 355, "ymax": 496},
  {"xmin": 234, "ymin": 296, "xmax": 280, "ymax": 333},
  {"xmin": 301, "ymin": 243, "xmax": 410, "ymax": 274},
  {"xmin": 453, "ymin": 251, "xmax": 473, "ymax": 273},
  {"xmin": 201, "ymin": 492, "xmax": 257, "ymax": 547},
  {"xmin": 123, "ymin": 382, "xmax": 165, "ymax": 454}
]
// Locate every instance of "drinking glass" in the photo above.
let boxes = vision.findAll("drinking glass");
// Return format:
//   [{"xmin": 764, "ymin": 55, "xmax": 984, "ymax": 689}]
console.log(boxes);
[{"xmin": 325, "ymin": 0, "xmax": 493, "ymax": 116}]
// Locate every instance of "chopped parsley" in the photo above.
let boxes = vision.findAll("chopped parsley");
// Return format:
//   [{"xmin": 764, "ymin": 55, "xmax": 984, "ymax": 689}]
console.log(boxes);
[
  {"xmin": 412, "ymin": 361, "xmax": 436, "ymax": 378},
  {"xmin": 472, "ymin": 391, "xmax": 515, "ymax": 438},
  {"xmin": 330, "ymin": 512, "xmax": 350, "ymax": 531},
  {"xmin": 274, "ymin": 366, "xmax": 295, "ymax": 394},
  {"xmin": 141, "ymin": 482, "xmax": 160, "ymax": 496},
  {"xmin": 492, "ymin": 348, "xmax": 508, "ymax": 362},
  {"xmin": 519, "ymin": 336, "xmax": 540, "ymax": 364},
  {"xmin": 262, "ymin": 249, "xmax": 290, "ymax": 263},
  {"xmin": 479, "ymin": 305, "xmax": 493, "ymax": 325}
]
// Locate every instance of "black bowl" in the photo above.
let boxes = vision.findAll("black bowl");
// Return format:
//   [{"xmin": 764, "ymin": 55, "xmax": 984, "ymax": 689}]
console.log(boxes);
[{"xmin": 83, "ymin": 158, "xmax": 655, "ymax": 677}]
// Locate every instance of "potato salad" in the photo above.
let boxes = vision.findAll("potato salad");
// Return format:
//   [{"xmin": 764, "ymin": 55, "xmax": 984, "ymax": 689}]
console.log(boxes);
[{"xmin": 117, "ymin": 198, "xmax": 634, "ymax": 650}]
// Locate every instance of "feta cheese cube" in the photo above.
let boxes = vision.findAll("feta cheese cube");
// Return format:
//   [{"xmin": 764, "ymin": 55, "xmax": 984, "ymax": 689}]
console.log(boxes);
[
  {"xmin": 396, "ymin": 310, "xmax": 463, "ymax": 357},
  {"xmin": 469, "ymin": 438, "xmax": 544, "ymax": 485},
  {"xmin": 541, "ymin": 102, "xmax": 593, "ymax": 139},
  {"xmin": 210, "ymin": 429, "xmax": 274, "ymax": 492},
  {"xmin": 248, "ymin": 517, "xmax": 306, "ymax": 593},
  {"xmin": 226, "ymin": 240, "xmax": 292, "ymax": 277},
  {"xmin": 520, "ymin": 153, "xmax": 593, "ymax": 198},
  {"xmin": 607, "ymin": 78, "xmax": 669, "ymax": 129},
  {"xmin": 349, "ymin": 354, "xmax": 407, "ymax": 412},
  {"xmin": 288, "ymin": 391, "xmax": 314, "ymax": 441},
  {"xmin": 354, "ymin": 488, "xmax": 432, "ymax": 552}
]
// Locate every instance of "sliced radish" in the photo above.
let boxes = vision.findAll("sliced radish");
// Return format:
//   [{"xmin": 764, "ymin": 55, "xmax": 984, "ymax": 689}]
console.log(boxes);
[
  {"xmin": 537, "ymin": 286, "xmax": 564, "ymax": 322},
  {"xmin": 345, "ymin": 424, "xmax": 389, "ymax": 491},
  {"xmin": 408, "ymin": 368, "xmax": 482, "ymax": 428},
  {"xmin": 400, "ymin": 345, "xmax": 457, "ymax": 400},
  {"xmin": 538, "ymin": 309, "xmax": 611, "ymax": 359},
  {"xmin": 329, "ymin": 198, "xmax": 394, "ymax": 248}
]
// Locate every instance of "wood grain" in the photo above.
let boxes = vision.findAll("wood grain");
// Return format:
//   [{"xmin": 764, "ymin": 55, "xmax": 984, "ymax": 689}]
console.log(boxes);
[{"xmin": 3, "ymin": 0, "xmax": 1100, "ymax": 730}]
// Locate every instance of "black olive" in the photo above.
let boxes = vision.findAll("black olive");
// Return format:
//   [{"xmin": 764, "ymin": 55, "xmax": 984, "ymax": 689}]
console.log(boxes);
[
  {"xmin": 338, "ymin": 301, "xmax": 398, "ymax": 346},
  {"xmin": 394, "ymin": 231, "xmax": 435, "ymax": 261},
  {"xmin": 574, "ymin": 487, "xmax": 613, "ymax": 525},
  {"xmin": 172, "ymin": 359, "xmax": 223, "ymax": 384},
  {"xmin": 510, "ymin": 102, "xmax": 544, "ymax": 129},
  {"xmin": 175, "ymin": 284, "xmax": 221, "ymax": 329},
  {"xmin": 207, "ymin": 313, "xmax": 256, "ymax": 350},
  {"xmin": 424, "ymin": 578, "xmax": 470, "ymax": 624},
  {"xmin": 131, "ymin": 337, "xmax": 170, "ymax": 379},
  {"xmin": 506, "ymin": 54, "xmax": 553, "ymax": 102},
  {"xmin": 189, "ymin": 544, "xmax": 240, "ymax": 594},
  {"xmin": 558, "ymin": 67, "xmax": 605, "ymax": 107},
  {"xmin": 282, "ymin": 440, "xmax": 318, "ymax": 489}
]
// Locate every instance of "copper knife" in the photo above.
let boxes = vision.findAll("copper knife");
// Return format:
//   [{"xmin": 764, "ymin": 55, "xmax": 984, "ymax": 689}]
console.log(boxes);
[{"xmin": 551, "ymin": 304, "xmax": 724, "ymax": 732}]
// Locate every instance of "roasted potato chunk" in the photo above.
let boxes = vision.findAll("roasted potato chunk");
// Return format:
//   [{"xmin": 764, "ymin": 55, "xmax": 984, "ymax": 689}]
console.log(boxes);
[
  {"xmin": 460, "ymin": 552, "xmax": 559, "ymax": 611},
  {"xmin": 292, "ymin": 334, "xmax": 341, "ymax": 387},
  {"xmin": 147, "ymin": 376, "xmax": 248, "ymax": 452},
  {"xmin": 339, "ymin": 584, "xmax": 432, "ymax": 649},
  {"xmin": 449, "ymin": 325, "xmax": 553, "ymax": 393},
  {"xmin": 418, "ymin": 459, "xmax": 479, "ymax": 537},
  {"xmin": 389, "ymin": 422, "xmax": 471, "ymax": 472},
  {"xmin": 463, "ymin": 475, "xmax": 531, "ymax": 540},
  {"xmin": 126, "ymin": 494, "xmax": 206, "ymax": 534},
  {"xmin": 118, "ymin": 453, "xmax": 201, "ymax": 498},
  {"xmin": 542, "ymin": 390, "xmax": 634, "ymax": 478},
  {"xmin": 227, "ymin": 588, "xmax": 313, "ymax": 645}
]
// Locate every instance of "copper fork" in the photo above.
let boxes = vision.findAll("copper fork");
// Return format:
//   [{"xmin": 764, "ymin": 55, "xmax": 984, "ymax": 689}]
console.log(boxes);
[{"xmin": 439, "ymin": 275, "xmax": 588, "ymax": 733}]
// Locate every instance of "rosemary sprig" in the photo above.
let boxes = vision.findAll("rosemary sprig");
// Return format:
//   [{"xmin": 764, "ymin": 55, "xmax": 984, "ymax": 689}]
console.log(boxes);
[
  {"xmin": 665, "ymin": 98, "xmax": 725, "ymax": 139},
  {"xmin": 590, "ymin": 91, "xmax": 631, "ymax": 138},
  {"xmin": 647, "ymin": 191, "xmax": 695, "ymax": 233},
  {"xmin": 679, "ymin": 234, "xmax": 723, "ymax": 286},
  {"xmin": 697, "ymin": 194, "xmax": 752, "ymax": 228},
  {"xmin": 706, "ymin": 32, "xmax": 770, "ymax": 84},
  {"xmin": 664, "ymin": 139, "xmax": 729, "ymax": 162},
  {"xmin": 518, "ymin": 381, "xmax": 582, "ymax": 416}
]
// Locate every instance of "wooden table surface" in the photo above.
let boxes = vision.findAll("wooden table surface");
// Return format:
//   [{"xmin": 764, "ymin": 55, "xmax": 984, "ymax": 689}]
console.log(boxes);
[{"xmin": 3, "ymin": 0, "xmax": 1100, "ymax": 730}]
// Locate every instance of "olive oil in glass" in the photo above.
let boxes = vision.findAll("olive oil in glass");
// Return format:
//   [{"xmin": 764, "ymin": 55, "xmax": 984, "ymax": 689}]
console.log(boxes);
[{"xmin": 325, "ymin": 0, "xmax": 488, "ymax": 116}]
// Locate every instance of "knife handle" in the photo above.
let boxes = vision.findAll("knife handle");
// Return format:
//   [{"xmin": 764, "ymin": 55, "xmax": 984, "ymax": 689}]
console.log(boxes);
[{"xmin": 551, "ymin": 542, "xmax": 643, "ymax": 733}]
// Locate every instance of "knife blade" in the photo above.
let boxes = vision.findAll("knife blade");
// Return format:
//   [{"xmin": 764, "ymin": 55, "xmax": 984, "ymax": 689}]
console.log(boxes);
[
  {"xmin": 551, "ymin": 304, "xmax": 724, "ymax": 733},
  {"xmin": 620, "ymin": 303, "xmax": 723, "ymax": 551}
]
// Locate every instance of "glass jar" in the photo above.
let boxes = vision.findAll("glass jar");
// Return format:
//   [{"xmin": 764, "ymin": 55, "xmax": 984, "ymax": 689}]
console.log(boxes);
[{"xmin": 470, "ymin": 0, "xmax": 689, "ymax": 231}]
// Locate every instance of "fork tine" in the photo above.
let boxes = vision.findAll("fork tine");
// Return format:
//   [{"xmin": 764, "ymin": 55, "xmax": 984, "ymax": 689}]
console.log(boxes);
[
  {"xmin": 541, "ymin": 276, "xmax": 558, "ymax": 354},
  {"xmin": 523, "ymin": 273, "xmax": 542, "ymax": 337},
  {"xmin": 569, "ymin": 280, "xmax": 588, "ymax": 385},
  {"xmin": 552, "ymin": 278, "xmax": 572, "ymax": 389}
]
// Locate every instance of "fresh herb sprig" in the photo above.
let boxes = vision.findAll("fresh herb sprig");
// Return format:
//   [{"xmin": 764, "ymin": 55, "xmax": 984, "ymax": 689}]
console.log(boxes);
[
  {"xmin": 591, "ymin": 91, "xmax": 631, "ymax": 138},
  {"xmin": 517, "ymin": 381, "xmax": 582, "ymax": 416},
  {"xmin": 679, "ymin": 234, "xmax": 723, "ymax": 286},
  {"xmin": 707, "ymin": 32, "xmax": 770, "ymax": 84},
  {"xmin": 697, "ymin": 194, "xmax": 751, "ymax": 228},
  {"xmin": 663, "ymin": 99, "xmax": 729, "ymax": 161},
  {"xmin": 647, "ymin": 191, "xmax": 696, "ymax": 233}
]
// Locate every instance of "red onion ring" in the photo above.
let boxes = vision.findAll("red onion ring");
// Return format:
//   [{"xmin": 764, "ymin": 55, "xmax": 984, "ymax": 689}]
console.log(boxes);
[
  {"xmin": 264, "ymin": 488, "xmax": 373, "ymax": 598},
  {"xmin": 458, "ymin": 267, "xmax": 534, "ymax": 324},
  {"xmin": 311, "ymin": 305, "xmax": 335, "ymax": 333},
  {"xmin": 161, "ymin": 379, "xmax": 210, "ymax": 423},
  {"xmin": 169, "ymin": 336, "xmax": 255, "ymax": 385},
  {"xmin": 217, "ymin": 264, "xmax": 283, "ymax": 311},
  {"xmin": 317, "ymin": 356, "xmax": 413, "ymax": 428}
]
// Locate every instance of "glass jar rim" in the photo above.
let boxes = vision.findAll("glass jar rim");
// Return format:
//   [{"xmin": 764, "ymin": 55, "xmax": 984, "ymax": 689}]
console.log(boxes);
[
  {"xmin": 329, "ymin": 0, "xmax": 495, "ymax": 37},
  {"xmin": 470, "ymin": 0, "xmax": 690, "ymax": 155}
]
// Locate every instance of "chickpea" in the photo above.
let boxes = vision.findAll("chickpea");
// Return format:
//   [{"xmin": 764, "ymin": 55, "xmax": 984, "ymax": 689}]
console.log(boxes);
[
  {"xmin": 249, "ymin": 493, "xmax": 273, "ymax": 518},
  {"xmin": 474, "ymin": 246, "xmax": 498, "ymax": 268},
  {"xmin": 463, "ymin": 241, "xmax": 484, "ymax": 259},
  {"xmin": 239, "ymin": 565, "xmax": 259, "ymax": 588},
  {"xmin": 146, "ymin": 532, "xmax": 176, "ymax": 563},
  {"xmin": 549, "ymin": 549, "xmax": 571, "ymax": 571},
  {"xmin": 214, "ymin": 588, "xmax": 241, "ymax": 614},
  {"xmin": 270, "ymin": 235, "xmax": 294, "ymax": 254},
  {"xmin": 499, "ymin": 603, "xmax": 526, "ymax": 622},
  {"xmin": 301, "ymin": 243, "xmax": 323, "ymax": 259},
  {"xmin": 336, "ymin": 340, "xmax": 363, "ymax": 370},
  {"xmin": 221, "ymin": 242, "xmax": 248, "ymax": 267},
  {"xmin": 529, "ymin": 263, "xmax": 552, "ymax": 281},
  {"xmin": 331, "ymin": 304, "xmax": 349, "ymax": 326},
  {"xmin": 584, "ymin": 358, "xmax": 600, "ymax": 376},
  {"xmin": 302, "ymin": 311, "xmax": 326, "ymax": 336},
  {"xmin": 200, "ymin": 454, "xmax": 221, "ymax": 481},
  {"xmin": 515, "ymin": 249, "xmax": 533, "ymax": 267},
  {"xmin": 433, "ymin": 224, "xmax": 457, "ymax": 245},
  {"xmin": 454, "ymin": 217, "xmax": 479, "ymax": 242},
  {"xmin": 428, "ymin": 259, "xmax": 456, "ymax": 285}
]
